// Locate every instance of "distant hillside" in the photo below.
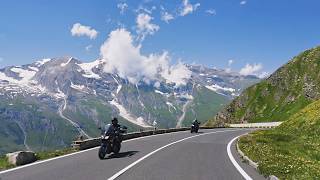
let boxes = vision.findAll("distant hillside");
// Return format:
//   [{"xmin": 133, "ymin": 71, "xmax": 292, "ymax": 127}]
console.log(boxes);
[
  {"xmin": 238, "ymin": 99, "xmax": 320, "ymax": 179},
  {"xmin": 208, "ymin": 46, "xmax": 320, "ymax": 125}
]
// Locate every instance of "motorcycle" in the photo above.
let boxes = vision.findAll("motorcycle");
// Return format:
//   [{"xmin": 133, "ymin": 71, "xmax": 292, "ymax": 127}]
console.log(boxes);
[
  {"xmin": 98, "ymin": 124, "xmax": 127, "ymax": 159},
  {"xmin": 191, "ymin": 122, "xmax": 200, "ymax": 133}
]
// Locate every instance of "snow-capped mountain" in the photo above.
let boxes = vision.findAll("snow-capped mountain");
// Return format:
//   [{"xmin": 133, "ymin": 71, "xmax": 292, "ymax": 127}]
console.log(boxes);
[{"xmin": 0, "ymin": 57, "xmax": 260, "ymax": 154}]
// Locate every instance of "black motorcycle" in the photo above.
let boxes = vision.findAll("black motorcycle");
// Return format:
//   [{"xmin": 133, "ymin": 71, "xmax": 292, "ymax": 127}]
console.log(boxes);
[
  {"xmin": 191, "ymin": 122, "xmax": 200, "ymax": 133},
  {"xmin": 98, "ymin": 124, "xmax": 127, "ymax": 159}
]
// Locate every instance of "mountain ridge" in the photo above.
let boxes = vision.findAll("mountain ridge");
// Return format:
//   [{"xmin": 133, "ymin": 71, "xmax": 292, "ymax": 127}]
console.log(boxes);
[{"xmin": 0, "ymin": 56, "xmax": 260, "ymax": 154}]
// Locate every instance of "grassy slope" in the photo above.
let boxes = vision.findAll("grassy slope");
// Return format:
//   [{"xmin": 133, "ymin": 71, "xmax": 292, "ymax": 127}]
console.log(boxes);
[
  {"xmin": 0, "ymin": 155, "xmax": 15, "ymax": 171},
  {"xmin": 209, "ymin": 46, "xmax": 320, "ymax": 125},
  {"xmin": 0, "ymin": 97, "xmax": 78, "ymax": 155},
  {"xmin": 183, "ymin": 87, "xmax": 230, "ymax": 126},
  {"xmin": 239, "ymin": 99, "xmax": 320, "ymax": 179}
]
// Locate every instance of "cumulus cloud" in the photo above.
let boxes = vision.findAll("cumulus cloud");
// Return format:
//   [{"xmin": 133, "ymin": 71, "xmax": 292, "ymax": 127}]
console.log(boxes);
[
  {"xmin": 228, "ymin": 59, "xmax": 234, "ymax": 66},
  {"xmin": 100, "ymin": 28, "xmax": 191, "ymax": 86},
  {"xmin": 240, "ymin": 1, "xmax": 247, "ymax": 5},
  {"xmin": 205, "ymin": 9, "xmax": 216, "ymax": 15},
  {"xmin": 161, "ymin": 11, "xmax": 174, "ymax": 23},
  {"xmin": 136, "ymin": 13, "xmax": 160, "ymax": 41},
  {"xmin": 117, "ymin": 3, "xmax": 128, "ymax": 14},
  {"xmin": 180, "ymin": 0, "xmax": 200, "ymax": 16},
  {"xmin": 239, "ymin": 63, "xmax": 262, "ymax": 75},
  {"xmin": 258, "ymin": 71, "xmax": 270, "ymax": 79},
  {"xmin": 71, "ymin": 23, "xmax": 98, "ymax": 39},
  {"xmin": 239, "ymin": 63, "xmax": 268, "ymax": 78}
]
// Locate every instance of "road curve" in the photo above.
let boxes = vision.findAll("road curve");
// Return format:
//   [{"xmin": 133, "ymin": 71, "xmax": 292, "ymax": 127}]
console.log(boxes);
[{"xmin": 0, "ymin": 129, "xmax": 265, "ymax": 180}]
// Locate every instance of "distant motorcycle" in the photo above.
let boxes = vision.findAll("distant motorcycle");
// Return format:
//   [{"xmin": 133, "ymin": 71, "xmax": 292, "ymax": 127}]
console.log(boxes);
[
  {"xmin": 98, "ymin": 124, "xmax": 127, "ymax": 159},
  {"xmin": 191, "ymin": 122, "xmax": 200, "ymax": 133}
]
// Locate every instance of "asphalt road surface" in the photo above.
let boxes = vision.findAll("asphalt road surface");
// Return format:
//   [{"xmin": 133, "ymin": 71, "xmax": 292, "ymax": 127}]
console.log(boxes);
[{"xmin": 0, "ymin": 128, "xmax": 266, "ymax": 180}]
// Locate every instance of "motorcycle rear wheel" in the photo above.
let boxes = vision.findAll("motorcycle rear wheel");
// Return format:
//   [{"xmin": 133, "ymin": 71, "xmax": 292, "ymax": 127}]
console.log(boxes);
[
  {"xmin": 98, "ymin": 146, "xmax": 107, "ymax": 159},
  {"xmin": 113, "ymin": 143, "xmax": 121, "ymax": 154}
]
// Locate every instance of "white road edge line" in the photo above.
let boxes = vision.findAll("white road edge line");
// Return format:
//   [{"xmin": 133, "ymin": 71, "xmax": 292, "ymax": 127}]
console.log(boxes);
[
  {"xmin": 227, "ymin": 135, "xmax": 253, "ymax": 180},
  {"xmin": 107, "ymin": 129, "xmax": 242, "ymax": 180},
  {"xmin": 0, "ymin": 129, "xmax": 191, "ymax": 175}
]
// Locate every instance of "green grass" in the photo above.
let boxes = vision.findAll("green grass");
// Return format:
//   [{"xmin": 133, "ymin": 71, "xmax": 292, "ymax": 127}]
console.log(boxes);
[
  {"xmin": 36, "ymin": 148, "xmax": 79, "ymax": 160},
  {"xmin": 0, "ymin": 148, "xmax": 79, "ymax": 171},
  {"xmin": 0, "ymin": 155, "xmax": 15, "ymax": 171},
  {"xmin": 238, "ymin": 99, "xmax": 320, "ymax": 179}
]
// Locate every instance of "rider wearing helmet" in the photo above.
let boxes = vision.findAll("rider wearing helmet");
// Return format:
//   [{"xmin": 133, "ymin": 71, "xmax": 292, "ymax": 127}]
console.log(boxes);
[
  {"xmin": 106, "ymin": 117, "xmax": 122, "ymax": 136},
  {"xmin": 192, "ymin": 119, "xmax": 200, "ymax": 126}
]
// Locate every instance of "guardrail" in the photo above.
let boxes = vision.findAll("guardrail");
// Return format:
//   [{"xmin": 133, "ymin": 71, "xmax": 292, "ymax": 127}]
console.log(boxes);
[
  {"xmin": 72, "ymin": 127, "xmax": 190, "ymax": 150},
  {"xmin": 229, "ymin": 122, "xmax": 282, "ymax": 128},
  {"xmin": 71, "ymin": 122, "xmax": 282, "ymax": 150}
]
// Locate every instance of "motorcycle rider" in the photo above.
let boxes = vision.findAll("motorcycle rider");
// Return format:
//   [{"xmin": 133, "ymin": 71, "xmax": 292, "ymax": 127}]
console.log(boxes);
[
  {"xmin": 192, "ymin": 119, "xmax": 200, "ymax": 127},
  {"xmin": 191, "ymin": 119, "xmax": 200, "ymax": 133},
  {"xmin": 106, "ymin": 117, "xmax": 123, "ymax": 136},
  {"xmin": 98, "ymin": 117, "xmax": 126, "ymax": 158}
]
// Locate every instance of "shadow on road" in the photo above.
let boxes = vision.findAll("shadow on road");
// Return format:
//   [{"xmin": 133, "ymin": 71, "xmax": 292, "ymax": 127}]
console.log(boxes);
[
  {"xmin": 104, "ymin": 151, "xmax": 139, "ymax": 160},
  {"xmin": 191, "ymin": 132, "xmax": 204, "ymax": 134}
]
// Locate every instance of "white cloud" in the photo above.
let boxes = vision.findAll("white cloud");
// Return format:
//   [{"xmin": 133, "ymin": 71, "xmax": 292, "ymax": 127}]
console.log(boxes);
[
  {"xmin": 240, "ymin": 1, "xmax": 247, "ymax": 5},
  {"xmin": 117, "ymin": 3, "xmax": 128, "ymax": 14},
  {"xmin": 239, "ymin": 63, "xmax": 263, "ymax": 76},
  {"xmin": 205, "ymin": 9, "xmax": 216, "ymax": 15},
  {"xmin": 258, "ymin": 71, "xmax": 270, "ymax": 79},
  {"xmin": 161, "ymin": 11, "xmax": 174, "ymax": 23},
  {"xmin": 136, "ymin": 13, "xmax": 160, "ymax": 41},
  {"xmin": 161, "ymin": 62, "xmax": 192, "ymax": 85},
  {"xmin": 71, "ymin": 23, "xmax": 98, "ymax": 39},
  {"xmin": 136, "ymin": 5, "xmax": 155, "ymax": 14},
  {"xmin": 100, "ymin": 28, "xmax": 191, "ymax": 86},
  {"xmin": 180, "ymin": 0, "xmax": 200, "ymax": 16},
  {"xmin": 224, "ymin": 59, "xmax": 233, "ymax": 72},
  {"xmin": 85, "ymin": 44, "xmax": 93, "ymax": 51}
]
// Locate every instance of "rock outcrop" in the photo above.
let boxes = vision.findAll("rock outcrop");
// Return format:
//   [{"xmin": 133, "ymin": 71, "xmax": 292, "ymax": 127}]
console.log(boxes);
[{"xmin": 6, "ymin": 151, "xmax": 37, "ymax": 166}]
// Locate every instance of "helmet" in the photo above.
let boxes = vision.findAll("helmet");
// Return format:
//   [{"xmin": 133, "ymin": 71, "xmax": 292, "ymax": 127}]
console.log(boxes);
[{"xmin": 112, "ymin": 117, "xmax": 118, "ymax": 124}]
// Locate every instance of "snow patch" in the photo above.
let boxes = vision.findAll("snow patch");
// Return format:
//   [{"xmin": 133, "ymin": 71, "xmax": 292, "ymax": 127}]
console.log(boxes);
[
  {"xmin": 155, "ymin": 90, "xmax": 167, "ymax": 95},
  {"xmin": 70, "ymin": 82, "xmax": 86, "ymax": 91},
  {"xmin": 0, "ymin": 67, "xmax": 37, "ymax": 87},
  {"xmin": 55, "ymin": 87, "xmax": 66, "ymax": 99},
  {"xmin": 28, "ymin": 66, "xmax": 39, "ymax": 72},
  {"xmin": 109, "ymin": 100, "xmax": 151, "ymax": 127},
  {"xmin": 61, "ymin": 57, "xmax": 73, "ymax": 67},
  {"xmin": 111, "ymin": 75, "xmax": 122, "ymax": 94},
  {"xmin": 35, "ymin": 58, "xmax": 51, "ymax": 66},
  {"xmin": 77, "ymin": 60, "xmax": 102, "ymax": 79},
  {"xmin": 205, "ymin": 84, "xmax": 235, "ymax": 93},
  {"xmin": 166, "ymin": 102, "xmax": 176, "ymax": 110},
  {"xmin": 176, "ymin": 93, "xmax": 194, "ymax": 100}
]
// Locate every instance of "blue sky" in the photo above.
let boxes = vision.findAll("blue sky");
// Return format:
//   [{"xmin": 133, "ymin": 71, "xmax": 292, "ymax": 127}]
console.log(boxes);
[{"xmin": 0, "ymin": 0, "xmax": 320, "ymax": 76}]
